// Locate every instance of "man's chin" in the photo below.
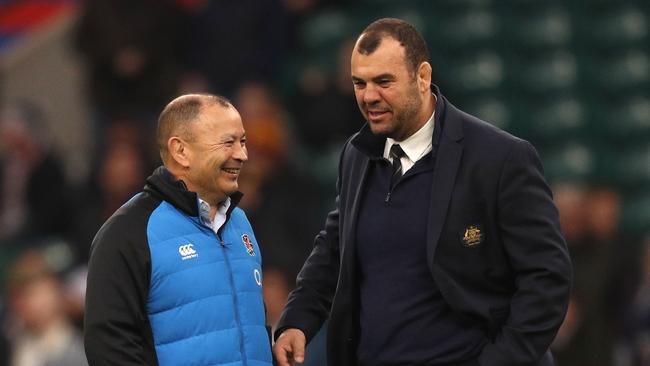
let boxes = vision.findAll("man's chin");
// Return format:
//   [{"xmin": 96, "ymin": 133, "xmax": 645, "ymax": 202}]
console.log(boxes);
[
  {"xmin": 368, "ymin": 123, "xmax": 391, "ymax": 137},
  {"xmin": 224, "ymin": 183, "xmax": 239, "ymax": 196}
]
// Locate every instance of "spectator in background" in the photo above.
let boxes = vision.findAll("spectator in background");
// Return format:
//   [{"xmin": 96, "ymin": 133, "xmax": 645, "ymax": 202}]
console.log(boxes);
[
  {"xmin": 263, "ymin": 267, "xmax": 292, "ymax": 332},
  {"xmin": 0, "ymin": 308, "xmax": 9, "ymax": 366},
  {"xmin": 4, "ymin": 250, "xmax": 87, "ymax": 366},
  {"xmin": 179, "ymin": 0, "xmax": 288, "ymax": 96},
  {"xmin": 620, "ymin": 236, "xmax": 650, "ymax": 366},
  {"xmin": 74, "ymin": 0, "xmax": 183, "ymax": 144},
  {"xmin": 70, "ymin": 125, "xmax": 151, "ymax": 264},
  {"xmin": 96, "ymin": 114, "xmax": 161, "ymax": 164},
  {"xmin": 552, "ymin": 184, "xmax": 632, "ymax": 366},
  {"xmin": 234, "ymin": 81, "xmax": 323, "ymax": 282},
  {"xmin": 292, "ymin": 38, "xmax": 361, "ymax": 152},
  {"xmin": 0, "ymin": 102, "xmax": 71, "ymax": 243},
  {"xmin": 588, "ymin": 187, "xmax": 639, "ymax": 340},
  {"xmin": 232, "ymin": 82, "xmax": 326, "ymax": 365},
  {"xmin": 290, "ymin": 38, "xmax": 363, "ymax": 185},
  {"xmin": 551, "ymin": 183, "xmax": 607, "ymax": 366},
  {"xmin": 552, "ymin": 183, "xmax": 589, "ymax": 248}
]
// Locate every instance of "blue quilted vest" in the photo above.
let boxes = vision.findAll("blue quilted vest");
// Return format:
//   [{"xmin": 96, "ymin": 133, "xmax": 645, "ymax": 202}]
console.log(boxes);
[{"xmin": 145, "ymin": 200, "xmax": 272, "ymax": 366}]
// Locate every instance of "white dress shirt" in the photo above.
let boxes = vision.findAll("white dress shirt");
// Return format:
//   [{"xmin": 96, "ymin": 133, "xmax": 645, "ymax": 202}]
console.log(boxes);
[
  {"xmin": 383, "ymin": 110, "xmax": 436, "ymax": 174},
  {"xmin": 198, "ymin": 197, "xmax": 231, "ymax": 234}
]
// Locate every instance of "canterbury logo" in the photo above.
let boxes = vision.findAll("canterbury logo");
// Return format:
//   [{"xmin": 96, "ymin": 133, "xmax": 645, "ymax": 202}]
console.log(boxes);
[{"xmin": 178, "ymin": 244, "xmax": 198, "ymax": 260}]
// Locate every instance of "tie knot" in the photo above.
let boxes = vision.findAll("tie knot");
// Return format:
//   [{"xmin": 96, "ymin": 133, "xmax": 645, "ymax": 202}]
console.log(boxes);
[{"xmin": 390, "ymin": 144, "xmax": 406, "ymax": 160}]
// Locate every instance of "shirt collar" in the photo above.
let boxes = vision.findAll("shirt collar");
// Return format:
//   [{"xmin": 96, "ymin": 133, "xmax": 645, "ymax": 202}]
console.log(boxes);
[
  {"xmin": 383, "ymin": 109, "xmax": 436, "ymax": 162},
  {"xmin": 197, "ymin": 197, "xmax": 231, "ymax": 229}
]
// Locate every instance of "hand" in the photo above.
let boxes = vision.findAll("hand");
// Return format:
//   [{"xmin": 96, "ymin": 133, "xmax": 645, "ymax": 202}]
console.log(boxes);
[{"xmin": 273, "ymin": 328, "xmax": 306, "ymax": 366}]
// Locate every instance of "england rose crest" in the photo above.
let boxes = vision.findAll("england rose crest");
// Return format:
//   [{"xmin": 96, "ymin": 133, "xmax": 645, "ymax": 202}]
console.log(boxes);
[{"xmin": 241, "ymin": 234, "xmax": 256, "ymax": 256}]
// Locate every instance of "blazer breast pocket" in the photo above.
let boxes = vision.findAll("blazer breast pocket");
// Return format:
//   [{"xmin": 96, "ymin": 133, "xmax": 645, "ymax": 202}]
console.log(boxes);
[{"xmin": 449, "ymin": 197, "xmax": 486, "ymax": 248}]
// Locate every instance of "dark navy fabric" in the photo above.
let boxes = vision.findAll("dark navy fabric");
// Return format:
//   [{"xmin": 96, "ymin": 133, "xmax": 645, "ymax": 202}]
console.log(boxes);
[
  {"xmin": 146, "ymin": 201, "xmax": 272, "ymax": 366},
  {"xmin": 355, "ymin": 152, "xmax": 486, "ymax": 365}
]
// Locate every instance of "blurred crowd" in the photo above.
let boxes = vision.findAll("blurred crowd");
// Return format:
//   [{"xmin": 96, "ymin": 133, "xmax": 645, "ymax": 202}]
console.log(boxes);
[
  {"xmin": 0, "ymin": 0, "xmax": 648, "ymax": 365},
  {"xmin": 550, "ymin": 184, "xmax": 648, "ymax": 366}
]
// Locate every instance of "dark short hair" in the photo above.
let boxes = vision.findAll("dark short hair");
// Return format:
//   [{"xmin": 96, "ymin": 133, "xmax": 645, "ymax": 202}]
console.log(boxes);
[
  {"xmin": 157, "ymin": 94, "xmax": 232, "ymax": 162},
  {"xmin": 357, "ymin": 18, "xmax": 429, "ymax": 75}
]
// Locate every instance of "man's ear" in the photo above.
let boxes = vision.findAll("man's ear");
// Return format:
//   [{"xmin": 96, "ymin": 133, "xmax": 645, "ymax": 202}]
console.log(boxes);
[
  {"xmin": 168, "ymin": 137, "xmax": 190, "ymax": 168},
  {"xmin": 417, "ymin": 62, "xmax": 433, "ymax": 93}
]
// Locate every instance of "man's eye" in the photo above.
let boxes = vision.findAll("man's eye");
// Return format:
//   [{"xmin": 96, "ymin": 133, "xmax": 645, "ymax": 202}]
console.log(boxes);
[
  {"xmin": 240, "ymin": 139, "xmax": 247, "ymax": 146},
  {"xmin": 379, "ymin": 80, "xmax": 391, "ymax": 86}
]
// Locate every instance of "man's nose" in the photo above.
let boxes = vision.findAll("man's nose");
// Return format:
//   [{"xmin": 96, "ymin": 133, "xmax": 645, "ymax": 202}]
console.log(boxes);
[
  {"xmin": 234, "ymin": 144, "xmax": 248, "ymax": 161},
  {"xmin": 363, "ymin": 85, "xmax": 381, "ymax": 104}
]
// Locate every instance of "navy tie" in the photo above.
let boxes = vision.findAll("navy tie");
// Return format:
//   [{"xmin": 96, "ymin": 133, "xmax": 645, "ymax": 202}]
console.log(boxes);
[{"xmin": 389, "ymin": 144, "xmax": 406, "ymax": 188}]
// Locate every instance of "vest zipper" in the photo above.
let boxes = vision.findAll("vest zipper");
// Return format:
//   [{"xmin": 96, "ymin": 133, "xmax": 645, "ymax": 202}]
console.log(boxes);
[{"xmin": 217, "ymin": 232, "xmax": 249, "ymax": 366}]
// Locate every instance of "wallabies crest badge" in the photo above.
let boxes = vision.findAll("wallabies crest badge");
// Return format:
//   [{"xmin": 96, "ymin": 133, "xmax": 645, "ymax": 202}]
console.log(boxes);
[{"xmin": 461, "ymin": 225, "xmax": 484, "ymax": 247}]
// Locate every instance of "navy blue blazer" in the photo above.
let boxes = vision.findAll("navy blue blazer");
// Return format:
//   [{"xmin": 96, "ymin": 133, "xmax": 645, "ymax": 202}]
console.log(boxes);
[{"xmin": 277, "ymin": 86, "xmax": 572, "ymax": 366}]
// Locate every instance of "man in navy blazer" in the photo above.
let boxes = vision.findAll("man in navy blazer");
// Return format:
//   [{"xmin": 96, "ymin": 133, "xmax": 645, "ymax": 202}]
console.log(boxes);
[{"xmin": 274, "ymin": 18, "xmax": 571, "ymax": 366}]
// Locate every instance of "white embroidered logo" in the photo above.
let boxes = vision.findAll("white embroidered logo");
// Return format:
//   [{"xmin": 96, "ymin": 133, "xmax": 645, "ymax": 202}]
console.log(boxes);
[
  {"xmin": 179, "ymin": 244, "xmax": 198, "ymax": 260},
  {"xmin": 254, "ymin": 269, "xmax": 262, "ymax": 286}
]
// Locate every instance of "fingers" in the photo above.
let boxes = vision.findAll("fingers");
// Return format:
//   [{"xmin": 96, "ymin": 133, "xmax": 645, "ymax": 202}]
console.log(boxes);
[
  {"xmin": 274, "ymin": 342, "xmax": 294, "ymax": 366},
  {"xmin": 273, "ymin": 328, "xmax": 306, "ymax": 366},
  {"xmin": 273, "ymin": 337, "xmax": 290, "ymax": 366},
  {"xmin": 291, "ymin": 332, "xmax": 305, "ymax": 364}
]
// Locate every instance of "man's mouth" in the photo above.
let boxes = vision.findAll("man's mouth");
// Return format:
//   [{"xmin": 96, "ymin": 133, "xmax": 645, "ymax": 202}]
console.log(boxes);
[
  {"xmin": 367, "ymin": 110, "xmax": 389, "ymax": 121},
  {"xmin": 222, "ymin": 167, "xmax": 240, "ymax": 175}
]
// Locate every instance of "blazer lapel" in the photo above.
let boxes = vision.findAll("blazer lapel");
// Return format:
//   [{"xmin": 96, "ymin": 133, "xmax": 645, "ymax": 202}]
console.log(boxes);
[
  {"xmin": 342, "ymin": 125, "xmax": 384, "ymax": 264},
  {"xmin": 426, "ymin": 97, "xmax": 464, "ymax": 269}
]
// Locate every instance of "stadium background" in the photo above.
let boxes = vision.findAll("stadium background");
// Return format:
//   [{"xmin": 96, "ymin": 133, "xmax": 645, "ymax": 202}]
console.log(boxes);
[{"xmin": 0, "ymin": 0, "xmax": 648, "ymax": 365}]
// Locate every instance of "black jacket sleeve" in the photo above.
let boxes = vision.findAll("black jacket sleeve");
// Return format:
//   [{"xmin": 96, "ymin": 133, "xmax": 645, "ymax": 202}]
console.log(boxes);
[
  {"xmin": 478, "ymin": 140, "xmax": 572, "ymax": 365},
  {"xmin": 84, "ymin": 208, "xmax": 157, "ymax": 366}
]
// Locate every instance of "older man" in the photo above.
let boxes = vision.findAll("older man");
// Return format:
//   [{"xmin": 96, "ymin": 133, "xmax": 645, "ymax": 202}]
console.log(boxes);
[{"xmin": 84, "ymin": 94, "xmax": 272, "ymax": 365}]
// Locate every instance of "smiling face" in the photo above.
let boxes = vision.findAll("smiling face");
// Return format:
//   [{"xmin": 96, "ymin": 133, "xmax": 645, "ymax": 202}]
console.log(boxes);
[
  {"xmin": 351, "ymin": 36, "xmax": 432, "ymax": 141},
  {"xmin": 183, "ymin": 104, "xmax": 248, "ymax": 205}
]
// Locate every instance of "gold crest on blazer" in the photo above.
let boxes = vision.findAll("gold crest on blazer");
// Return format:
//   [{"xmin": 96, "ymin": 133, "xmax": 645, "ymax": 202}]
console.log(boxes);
[{"xmin": 461, "ymin": 224, "xmax": 484, "ymax": 247}]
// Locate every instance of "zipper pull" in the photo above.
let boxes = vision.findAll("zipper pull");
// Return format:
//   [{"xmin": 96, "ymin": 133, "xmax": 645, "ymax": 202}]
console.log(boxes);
[
  {"xmin": 217, "ymin": 234, "xmax": 226, "ymax": 247},
  {"xmin": 385, "ymin": 191, "xmax": 391, "ymax": 203}
]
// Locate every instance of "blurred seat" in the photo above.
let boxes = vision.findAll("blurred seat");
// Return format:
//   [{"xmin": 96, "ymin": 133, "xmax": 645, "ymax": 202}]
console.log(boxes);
[
  {"xmin": 350, "ymin": 0, "xmax": 430, "ymax": 31},
  {"xmin": 540, "ymin": 141, "xmax": 598, "ymax": 182},
  {"xmin": 512, "ymin": 50, "xmax": 578, "ymax": 94},
  {"xmin": 439, "ymin": 50, "xmax": 505, "ymax": 95},
  {"xmin": 591, "ymin": 95, "xmax": 650, "ymax": 141},
  {"xmin": 501, "ymin": 6, "xmax": 572, "ymax": 50},
  {"xmin": 608, "ymin": 146, "xmax": 650, "ymax": 188},
  {"xmin": 575, "ymin": 5, "xmax": 648, "ymax": 49},
  {"xmin": 463, "ymin": 96, "xmax": 513, "ymax": 131},
  {"xmin": 426, "ymin": 7, "xmax": 499, "ymax": 51},
  {"xmin": 621, "ymin": 193, "xmax": 650, "ymax": 236},
  {"xmin": 300, "ymin": 10, "xmax": 353, "ymax": 56},
  {"xmin": 581, "ymin": 49, "xmax": 650, "ymax": 93},
  {"xmin": 522, "ymin": 96, "xmax": 587, "ymax": 143},
  {"xmin": 414, "ymin": 0, "xmax": 494, "ymax": 12}
]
